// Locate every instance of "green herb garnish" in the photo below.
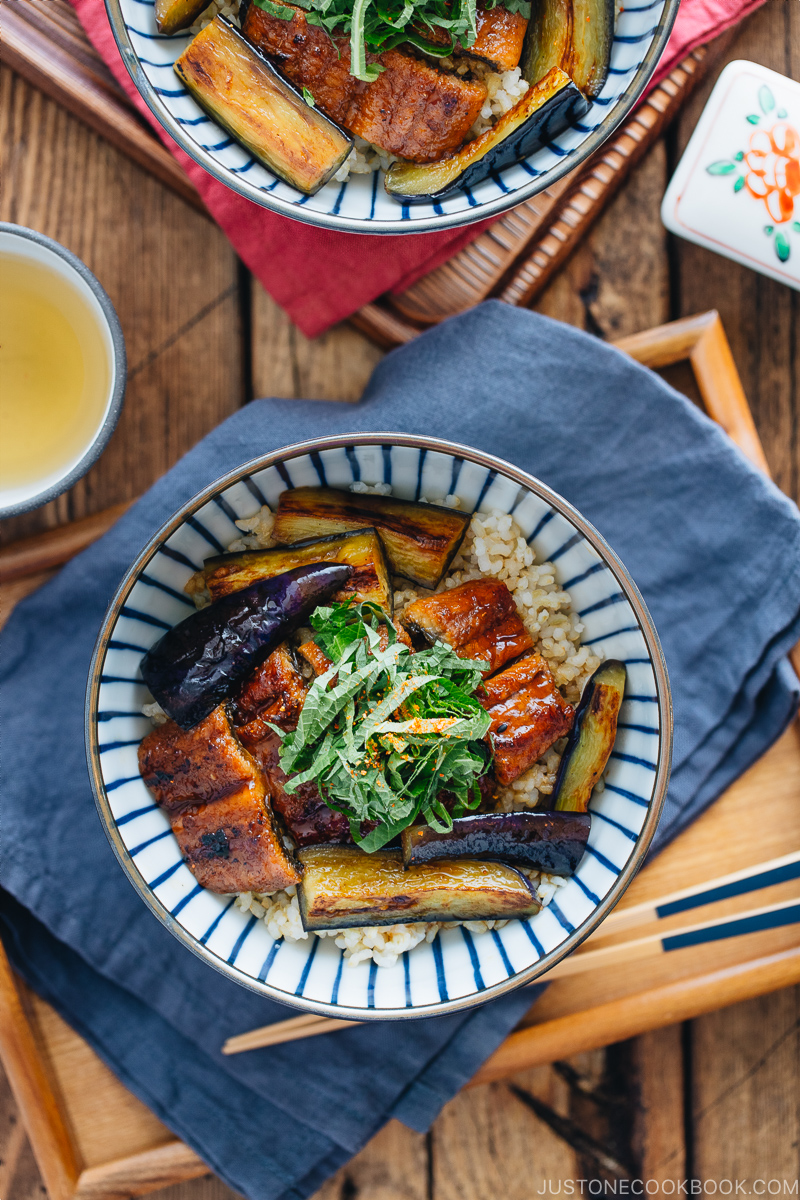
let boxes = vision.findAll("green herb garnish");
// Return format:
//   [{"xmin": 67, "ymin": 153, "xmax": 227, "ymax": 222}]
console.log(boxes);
[
  {"xmin": 302, "ymin": 86, "xmax": 316, "ymax": 106},
  {"xmin": 274, "ymin": 601, "xmax": 491, "ymax": 851},
  {"xmin": 252, "ymin": 0, "xmax": 530, "ymax": 85}
]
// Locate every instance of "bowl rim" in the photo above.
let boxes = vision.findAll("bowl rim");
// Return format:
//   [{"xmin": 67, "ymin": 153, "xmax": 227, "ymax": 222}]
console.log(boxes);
[
  {"xmin": 0, "ymin": 222, "xmax": 127, "ymax": 519},
  {"xmin": 103, "ymin": 0, "xmax": 681, "ymax": 235},
  {"xmin": 86, "ymin": 431, "xmax": 673, "ymax": 1019}
]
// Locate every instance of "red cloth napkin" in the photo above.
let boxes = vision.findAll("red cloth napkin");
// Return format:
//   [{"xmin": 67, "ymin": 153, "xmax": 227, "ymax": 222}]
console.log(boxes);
[{"xmin": 70, "ymin": 0, "xmax": 764, "ymax": 336}]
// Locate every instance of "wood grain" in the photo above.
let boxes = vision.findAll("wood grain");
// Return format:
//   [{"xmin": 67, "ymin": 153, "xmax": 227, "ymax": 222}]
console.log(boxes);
[
  {"xmin": 0, "ymin": 0, "xmax": 204, "ymax": 213},
  {"xmin": 0, "ymin": 946, "xmax": 80, "ymax": 1200},
  {"xmin": 2, "ymin": 4, "xmax": 800, "ymax": 1198}
]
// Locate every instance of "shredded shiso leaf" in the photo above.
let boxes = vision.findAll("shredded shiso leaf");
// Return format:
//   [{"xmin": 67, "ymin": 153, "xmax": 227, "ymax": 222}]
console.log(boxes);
[
  {"xmin": 252, "ymin": 0, "xmax": 531, "ymax": 83},
  {"xmin": 271, "ymin": 601, "xmax": 492, "ymax": 850}
]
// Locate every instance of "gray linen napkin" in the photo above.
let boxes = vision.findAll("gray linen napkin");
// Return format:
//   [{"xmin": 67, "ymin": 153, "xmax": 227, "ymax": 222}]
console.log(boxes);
[{"xmin": 2, "ymin": 303, "xmax": 799, "ymax": 1200}]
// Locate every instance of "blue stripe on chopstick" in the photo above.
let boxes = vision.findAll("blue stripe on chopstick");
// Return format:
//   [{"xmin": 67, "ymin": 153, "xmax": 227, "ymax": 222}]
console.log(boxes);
[
  {"xmin": 663, "ymin": 903, "xmax": 800, "ymax": 952},
  {"xmin": 657, "ymin": 860, "xmax": 800, "ymax": 920}
]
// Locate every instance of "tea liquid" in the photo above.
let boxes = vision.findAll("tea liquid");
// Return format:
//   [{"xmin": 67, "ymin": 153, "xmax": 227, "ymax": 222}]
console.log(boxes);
[{"xmin": 0, "ymin": 254, "xmax": 111, "ymax": 490}]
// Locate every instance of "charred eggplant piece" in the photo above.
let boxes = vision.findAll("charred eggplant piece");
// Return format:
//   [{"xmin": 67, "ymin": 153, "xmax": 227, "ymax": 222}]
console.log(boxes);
[
  {"xmin": 203, "ymin": 528, "xmax": 392, "ymax": 613},
  {"xmin": 570, "ymin": 0, "xmax": 614, "ymax": 99},
  {"xmin": 273, "ymin": 487, "xmax": 470, "ymax": 589},
  {"xmin": 296, "ymin": 846, "xmax": 541, "ymax": 930},
  {"xmin": 174, "ymin": 18, "xmax": 353, "ymax": 196},
  {"xmin": 553, "ymin": 660, "xmax": 626, "ymax": 812},
  {"xmin": 521, "ymin": 0, "xmax": 614, "ymax": 100},
  {"xmin": 141, "ymin": 562, "xmax": 352, "ymax": 730},
  {"xmin": 155, "ymin": 0, "xmax": 209, "ymax": 35},
  {"xmin": 384, "ymin": 68, "xmax": 588, "ymax": 204},
  {"xmin": 401, "ymin": 810, "xmax": 590, "ymax": 874}
]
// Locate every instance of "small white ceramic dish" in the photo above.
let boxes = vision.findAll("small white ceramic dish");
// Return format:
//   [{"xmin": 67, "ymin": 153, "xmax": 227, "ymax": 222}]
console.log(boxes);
[
  {"xmin": 105, "ymin": 0, "xmax": 679, "ymax": 234},
  {"xmin": 86, "ymin": 434, "xmax": 672, "ymax": 1020},
  {"xmin": 0, "ymin": 224, "xmax": 127, "ymax": 518},
  {"xmin": 661, "ymin": 60, "xmax": 800, "ymax": 290}
]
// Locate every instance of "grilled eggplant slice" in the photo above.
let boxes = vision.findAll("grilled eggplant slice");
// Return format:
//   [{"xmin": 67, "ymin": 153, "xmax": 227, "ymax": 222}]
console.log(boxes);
[
  {"xmin": 570, "ymin": 0, "xmax": 614, "ymax": 98},
  {"xmin": 297, "ymin": 846, "xmax": 541, "ymax": 929},
  {"xmin": 401, "ymin": 810, "xmax": 590, "ymax": 874},
  {"xmin": 155, "ymin": 0, "xmax": 209, "ymax": 34},
  {"xmin": 174, "ymin": 17, "xmax": 353, "ymax": 195},
  {"xmin": 155, "ymin": 0, "xmax": 209, "ymax": 35},
  {"xmin": 553, "ymin": 660, "xmax": 626, "ymax": 812},
  {"xmin": 384, "ymin": 67, "xmax": 588, "ymax": 204},
  {"xmin": 203, "ymin": 528, "xmax": 392, "ymax": 613},
  {"xmin": 141, "ymin": 562, "xmax": 352, "ymax": 729},
  {"xmin": 273, "ymin": 487, "xmax": 470, "ymax": 588},
  {"xmin": 521, "ymin": 0, "xmax": 614, "ymax": 100}
]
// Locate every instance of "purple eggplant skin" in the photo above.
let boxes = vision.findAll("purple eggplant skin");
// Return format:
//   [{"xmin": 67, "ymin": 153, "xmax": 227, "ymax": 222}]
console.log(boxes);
[
  {"xmin": 141, "ymin": 562, "xmax": 352, "ymax": 730},
  {"xmin": 401, "ymin": 810, "xmax": 591, "ymax": 875}
]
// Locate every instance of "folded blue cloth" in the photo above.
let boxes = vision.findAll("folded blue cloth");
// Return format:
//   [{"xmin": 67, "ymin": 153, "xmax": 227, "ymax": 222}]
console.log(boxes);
[{"xmin": 2, "ymin": 303, "xmax": 799, "ymax": 1200}]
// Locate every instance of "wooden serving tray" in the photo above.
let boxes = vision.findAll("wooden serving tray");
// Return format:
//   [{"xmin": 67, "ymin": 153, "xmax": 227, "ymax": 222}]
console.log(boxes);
[
  {"xmin": 1, "ymin": 309, "xmax": 799, "ymax": 1200},
  {"xmin": 0, "ymin": 0, "xmax": 725, "ymax": 344}
]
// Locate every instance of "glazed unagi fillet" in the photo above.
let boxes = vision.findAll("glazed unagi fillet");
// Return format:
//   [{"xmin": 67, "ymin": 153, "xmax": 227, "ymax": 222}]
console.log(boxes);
[
  {"xmin": 423, "ymin": 2, "xmax": 529, "ymax": 73},
  {"xmin": 470, "ymin": 3, "xmax": 529, "ymax": 71},
  {"xmin": 481, "ymin": 654, "xmax": 575, "ymax": 786},
  {"xmin": 401, "ymin": 579, "xmax": 533, "ymax": 675},
  {"xmin": 241, "ymin": 3, "xmax": 487, "ymax": 162},
  {"xmin": 233, "ymin": 645, "xmax": 353, "ymax": 846},
  {"xmin": 138, "ymin": 705, "xmax": 301, "ymax": 891}
]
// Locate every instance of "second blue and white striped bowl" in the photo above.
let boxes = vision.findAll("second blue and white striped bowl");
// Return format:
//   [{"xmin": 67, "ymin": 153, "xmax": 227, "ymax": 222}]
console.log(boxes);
[
  {"xmin": 105, "ymin": 0, "xmax": 680, "ymax": 233},
  {"xmin": 86, "ymin": 434, "xmax": 672, "ymax": 1018}
]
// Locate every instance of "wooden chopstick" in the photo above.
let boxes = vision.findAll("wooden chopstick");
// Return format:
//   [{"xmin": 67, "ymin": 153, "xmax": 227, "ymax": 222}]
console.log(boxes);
[
  {"xmin": 221, "ymin": 867, "xmax": 800, "ymax": 1055},
  {"xmin": 600, "ymin": 848, "xmax": 800, "ymax": 938}
]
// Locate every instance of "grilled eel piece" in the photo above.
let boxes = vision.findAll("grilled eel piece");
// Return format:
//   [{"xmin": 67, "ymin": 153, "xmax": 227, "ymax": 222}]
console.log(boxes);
[
  {"xmin": 138, "ymin": 705, "xmax": 301, "ymax": 892},
  {"xmin": 480, "ymin": 654, "xmax": 575, "ymax": 786},
  {"xmin": 401, "ymin": 579, "xmax": 533, "ymax": 676},
  {"xmin": 242, "ymin": 2, "xmax": 487, "ymax": 163},
  {"xmin": 233, "ymin": 644, "xmax": 353, "ymax": 846},
  {"xmin": 422, "ymin": 2, "xmax": 529, "ymax": 73}
]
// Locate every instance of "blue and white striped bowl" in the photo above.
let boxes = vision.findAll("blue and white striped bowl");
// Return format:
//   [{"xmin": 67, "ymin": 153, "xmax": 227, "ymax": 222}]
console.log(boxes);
[
  {"xmin": 86, "ymin": 435, "xmax": 672, "ymax": 1018},
  {"xmin": 105, "ymin": 0, "xmax": 680, "ymax": 233}
]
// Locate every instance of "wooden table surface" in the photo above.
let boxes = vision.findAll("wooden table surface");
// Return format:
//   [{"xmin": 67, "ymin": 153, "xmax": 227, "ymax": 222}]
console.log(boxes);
[{"xmin": 1, "ymin": 4, "xmax": 799, "ymax": 1195}]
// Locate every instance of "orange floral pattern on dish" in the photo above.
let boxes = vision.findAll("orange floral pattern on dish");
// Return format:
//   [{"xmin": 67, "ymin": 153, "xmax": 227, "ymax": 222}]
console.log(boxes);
[
  {"xmin": 705, "ymin": 84, "xmax": 800, "ymax": 264},
  {"xmin": 744, "ymin": 122, "xmax": 800, "ymax": 224}
]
